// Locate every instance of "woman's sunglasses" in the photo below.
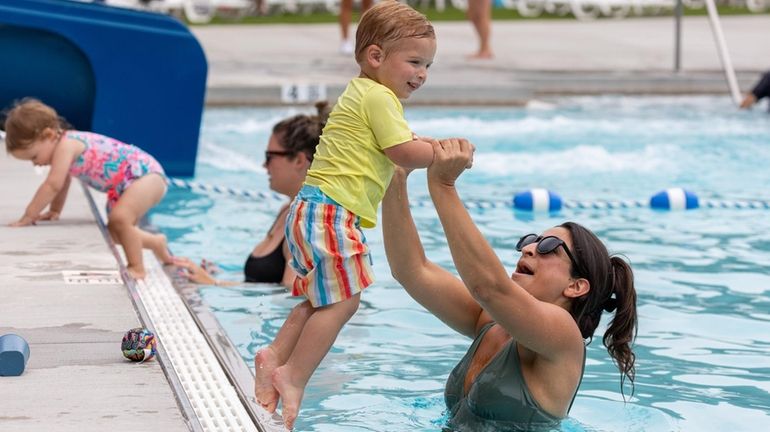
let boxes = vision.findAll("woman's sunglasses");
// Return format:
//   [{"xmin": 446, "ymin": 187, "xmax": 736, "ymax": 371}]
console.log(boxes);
[
  {"xmin": 264, "ymin": 150, "xmax": 294, "ymax": 164},
  {"xmin": 516, "ymin": 234, "xmax": 585, "ymax": 278}
]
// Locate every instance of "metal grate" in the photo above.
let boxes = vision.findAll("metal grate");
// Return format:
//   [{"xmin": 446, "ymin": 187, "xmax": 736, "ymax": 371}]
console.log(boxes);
[
  {"xmin": 86, "ymin": 182, "xmax": 285, "ymax": 432},
  {"xmin": 135, "ymin": 251, "xmax": 262, "ymax": 432}
]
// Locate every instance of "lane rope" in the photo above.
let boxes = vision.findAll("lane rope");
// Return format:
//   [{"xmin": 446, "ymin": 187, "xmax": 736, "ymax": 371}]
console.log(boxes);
[{"xmin": 169, "ymin": 178, "xmax": 770, "ymax": 212}]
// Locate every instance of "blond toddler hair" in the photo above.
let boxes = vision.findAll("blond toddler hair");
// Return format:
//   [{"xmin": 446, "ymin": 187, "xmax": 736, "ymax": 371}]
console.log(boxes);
[
  {"xmin": 354, "ymin": 1, "xmax": 435, "ymax": 63},
  {"xmin": 4, "ymin": 99, "xmax": 66, "ymax": 152}
]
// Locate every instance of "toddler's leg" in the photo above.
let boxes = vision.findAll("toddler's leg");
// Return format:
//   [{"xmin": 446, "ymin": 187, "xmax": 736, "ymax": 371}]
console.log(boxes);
[
  {"xmin": 273, "ymin": 293, "xmax": 361, "ymax": 430},
  {"xmin": 107, "ymin": 174, "xmax": 166, "ymax": 279},
  {"xmin": 255, "ymin": 300, "xmax": 314, "ymax": 413},
  {"xmin": 137, "ymin": 229, "xmax": 174, "ymax": 265}
]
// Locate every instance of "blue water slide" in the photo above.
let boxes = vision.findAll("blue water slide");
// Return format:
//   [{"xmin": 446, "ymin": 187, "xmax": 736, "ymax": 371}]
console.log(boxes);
[{"xmin": 0, "ymin": 0, "xmax": 207, "ymax": 176}]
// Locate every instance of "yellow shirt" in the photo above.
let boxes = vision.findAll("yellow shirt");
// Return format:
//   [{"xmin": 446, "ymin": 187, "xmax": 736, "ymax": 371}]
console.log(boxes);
[{"xmin": 305, "ymin": 77, "xmax": 413, "ymax": 228}]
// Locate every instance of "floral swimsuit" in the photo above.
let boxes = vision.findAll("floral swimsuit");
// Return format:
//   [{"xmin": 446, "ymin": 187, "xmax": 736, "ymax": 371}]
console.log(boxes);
[{"xmin": 66, "ymin": 131, "xmax": 165, "ymax": 211}]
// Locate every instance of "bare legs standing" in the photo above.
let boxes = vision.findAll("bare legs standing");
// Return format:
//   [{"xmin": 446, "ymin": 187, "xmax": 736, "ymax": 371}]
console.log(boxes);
[
  {"xmin": 339, "ymin": 0, "xmax": 373, "ymax": 55},
  {"xmin": 467, "ymin": 0, "xmax": 493, "ymax": 59}
]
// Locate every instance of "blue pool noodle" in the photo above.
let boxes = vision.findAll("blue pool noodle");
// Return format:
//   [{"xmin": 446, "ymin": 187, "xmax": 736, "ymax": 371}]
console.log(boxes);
[{"xmin": 0, "ymin": 334, "xmax": 30, "ymax": 377}]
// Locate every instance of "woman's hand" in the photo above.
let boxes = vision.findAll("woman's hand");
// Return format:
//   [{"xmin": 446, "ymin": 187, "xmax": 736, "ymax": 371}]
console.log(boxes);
[
  {"xmin": 174, "ymin": 257, "xmax": 218, "ymax": 285},
  {"xmin": 200, "ymin": 258, "xmax": 221, "ymax": 275},
  {"xmin": 427, "ymin": 138, "xmax": 475, "ymax": 188},
  {"xmin": 740, "ymin": 93, "xmax": 757, "ymax": 109}
]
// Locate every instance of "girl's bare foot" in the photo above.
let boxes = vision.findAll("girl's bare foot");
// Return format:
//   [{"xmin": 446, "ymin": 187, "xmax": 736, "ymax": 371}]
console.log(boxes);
[
  {"xmin": 272, "ymin": 365, "xmax": 304, "ymax": 431},
  {"xmin": 254, "ymin": 347, "xmax": 280, "ymax": 413},
  {"xmin": 148, "ymin": 233, "xmax": 174, "ymax": 265},
  {"xmin": 127, "ymin": 265, "xmax": 146, "ymax": 280}
]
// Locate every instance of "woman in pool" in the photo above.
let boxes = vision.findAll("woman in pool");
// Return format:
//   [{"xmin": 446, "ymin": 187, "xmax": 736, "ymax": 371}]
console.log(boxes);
[
  {"xmin": 381, "ymin": 138, "xmax": 638, "ymax": 431},
  {"xmin": 176, "ymin": 102, "xmax": 329, "ymax": 288}
]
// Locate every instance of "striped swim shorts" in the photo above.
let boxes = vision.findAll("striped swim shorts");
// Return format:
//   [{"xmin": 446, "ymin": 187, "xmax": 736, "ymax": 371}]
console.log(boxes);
[{"xmin": 285, "ymin": 185, "xmax": 375, "ymax": 307}]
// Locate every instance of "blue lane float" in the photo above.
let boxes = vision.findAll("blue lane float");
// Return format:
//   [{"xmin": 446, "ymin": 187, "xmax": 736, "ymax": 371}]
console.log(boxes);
[
  {"xmin": 649, "ymin": 188, "xmax": 699, "ymax": 210},
  {"xmin": 512, "ymin": 189, "xmax": 563, "ymax": 212}
]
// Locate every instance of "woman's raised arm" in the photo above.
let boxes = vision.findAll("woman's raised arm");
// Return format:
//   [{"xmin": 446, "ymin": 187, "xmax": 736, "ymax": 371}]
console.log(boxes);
[
  {"xmin": 382, "ymin": 168, "xmax": 483, "ymax": 338},
  {"xmin": 427, "ymin": 139, "xmax": 583, "ymax": 357}
]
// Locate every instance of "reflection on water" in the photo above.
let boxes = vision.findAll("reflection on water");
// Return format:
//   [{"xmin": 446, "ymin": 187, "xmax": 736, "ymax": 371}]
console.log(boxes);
[{"xmin": 153, "ymin": 97, "xmax": 770, "ymax": 431}]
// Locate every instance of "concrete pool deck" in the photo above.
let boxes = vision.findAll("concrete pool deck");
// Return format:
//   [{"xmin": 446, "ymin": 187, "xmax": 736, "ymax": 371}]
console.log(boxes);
[
  {"xmin": 0, "ymin": 153, "xmax": 194, "ymax": 431},
  {"xmin": 0, "ymin": 153, "xmax": 276, "ymax": 431},
  {"xmin": 195, "ymin": 15, "xmax": 770, "ymax": 105}
]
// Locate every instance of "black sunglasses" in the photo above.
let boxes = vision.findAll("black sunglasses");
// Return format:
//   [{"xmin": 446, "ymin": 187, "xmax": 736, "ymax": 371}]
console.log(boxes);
[
  {"xmin": 516, "ymin": 234, "xmax": 585, "ymax": 278},
  {"xmin": 264, "ymin": 150, "xmax": 294, "ymax": 164}
]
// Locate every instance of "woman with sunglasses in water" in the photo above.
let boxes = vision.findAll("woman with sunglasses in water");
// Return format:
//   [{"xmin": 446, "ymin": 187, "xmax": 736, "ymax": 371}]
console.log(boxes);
[
  {"xmin": 175, "ymin": 102, "xmax": 330, "ymax": 288},
  {"xmin": 382, "ymin": 138, "xmax": 638, "ymax": 431}
]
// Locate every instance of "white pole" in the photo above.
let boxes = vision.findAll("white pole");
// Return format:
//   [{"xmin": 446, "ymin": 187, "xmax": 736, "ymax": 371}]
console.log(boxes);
[
  {"xmin": 703, "ymin": 0, "xmax": 743, "ymax": 106},
  {"xmin": 674, "ymin": 0, "xmax": 683, "ymax": 72}
]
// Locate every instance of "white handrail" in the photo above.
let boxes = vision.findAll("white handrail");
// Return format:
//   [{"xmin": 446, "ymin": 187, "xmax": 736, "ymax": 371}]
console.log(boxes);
[{"xmin": 703, "ymin": 0, "xmax": 742, "ymax": 106}]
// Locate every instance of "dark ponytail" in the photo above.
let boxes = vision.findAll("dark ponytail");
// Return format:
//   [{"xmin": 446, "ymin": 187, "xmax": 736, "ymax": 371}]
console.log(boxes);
[
  {"xmin": 561, "ymin": 222, "xmax": 638, "ymax": 397},
  {"xmin": 272, "ymin": 101, "xmax": 331, "ymax": 161},
  {"xmin": 603, "ymin": 256, "xmax": 637, "ymax": 395}
]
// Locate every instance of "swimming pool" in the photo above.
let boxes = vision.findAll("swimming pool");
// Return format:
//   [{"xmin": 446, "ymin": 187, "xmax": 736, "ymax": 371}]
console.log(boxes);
[{"xmin": 152, "ymin": 96, "xmax": 770, "ymax": 431}]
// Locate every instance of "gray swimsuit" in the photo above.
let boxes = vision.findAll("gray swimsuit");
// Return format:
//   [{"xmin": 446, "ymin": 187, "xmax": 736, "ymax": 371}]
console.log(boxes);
[{"xmin": 444, "ymin": 322, "xmax": 585, "ymax": 431}]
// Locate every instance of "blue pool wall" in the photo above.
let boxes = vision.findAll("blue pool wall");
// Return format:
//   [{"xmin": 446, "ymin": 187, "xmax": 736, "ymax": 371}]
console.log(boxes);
[{"xmin": 0, "ymin": 0, "xmax": 207, "ymax": 177}]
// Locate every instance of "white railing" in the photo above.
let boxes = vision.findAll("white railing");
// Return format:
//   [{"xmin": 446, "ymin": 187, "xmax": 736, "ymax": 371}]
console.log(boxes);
[
  {"xmin": 77, "ymin": 0, "xmax": 252, "ymax": 23},
  {"xmin": 746, "ymin": 0, "xmax": 769, "ymax": 11},
  {"xmin": 703, "ymin": 0, "xmax": 742, "ymax": 105},
  {"xmin": 81, "ymin": 0, "xmax": 770, "ymax": 21},
  {"xmin": 450, "ymin": 0, "xmax": 765, "ymax": 20}
]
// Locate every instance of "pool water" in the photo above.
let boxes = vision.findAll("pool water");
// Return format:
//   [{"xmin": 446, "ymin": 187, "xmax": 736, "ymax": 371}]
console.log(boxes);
[{"xmin": 152, "ymin": 96, "xmax": 770, "ymax": 431}]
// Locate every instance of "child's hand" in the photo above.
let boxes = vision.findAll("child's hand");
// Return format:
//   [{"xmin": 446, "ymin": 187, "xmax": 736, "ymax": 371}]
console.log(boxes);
[
  {"xmin": 9, "ymin": 214, "xmax": 38, "ymax": 227},
  {"xmin": 37, "ymin": 210, "xmax": 61, "ymax": 222}
]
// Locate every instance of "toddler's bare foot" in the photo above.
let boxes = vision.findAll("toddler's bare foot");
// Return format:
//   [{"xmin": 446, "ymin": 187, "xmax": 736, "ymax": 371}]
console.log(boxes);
[
  {"xmin": 149, "ymin": 233, "xmax": 174, "ymax": 265},
  {"xmin": 127, "ymin": 265, "xmax": 146, "ymax": 280},
  {"xmin": 273, "ymin": 365, "xmax": 304, "ymax": 431},
  {"xmin": 254, "ymin": 347, "xmax": 280, "ymax": 413}
]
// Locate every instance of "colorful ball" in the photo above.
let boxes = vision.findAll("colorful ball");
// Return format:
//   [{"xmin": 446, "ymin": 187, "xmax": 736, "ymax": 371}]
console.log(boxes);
[{"xmin": 121, "ymin": 328, "xmax": 157, "ymax": 362}]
